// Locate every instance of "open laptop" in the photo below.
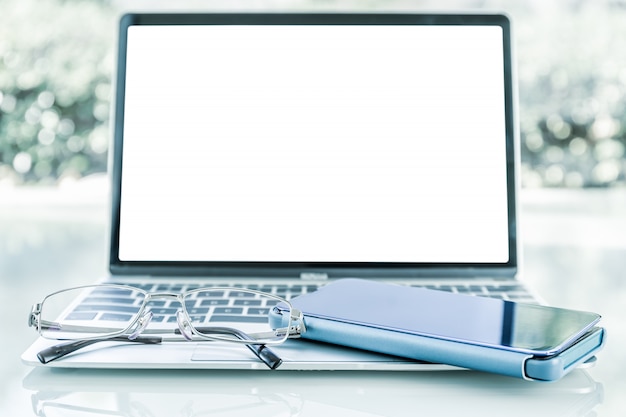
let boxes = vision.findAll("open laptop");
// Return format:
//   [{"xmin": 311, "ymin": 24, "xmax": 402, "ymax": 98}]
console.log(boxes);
[{"xmin": 23, "ymin": 12, "xmax": 536, "ymax": 370}]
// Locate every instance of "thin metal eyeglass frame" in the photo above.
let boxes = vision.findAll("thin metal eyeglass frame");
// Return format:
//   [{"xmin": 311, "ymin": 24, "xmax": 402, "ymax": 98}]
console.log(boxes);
[
  {"xmin": 29, "ymin": 284, "xmax": 304, "ymax": 345},
  {"xmin": 28, "ymin": 284, "xmax": 305, "ymax": 368}
]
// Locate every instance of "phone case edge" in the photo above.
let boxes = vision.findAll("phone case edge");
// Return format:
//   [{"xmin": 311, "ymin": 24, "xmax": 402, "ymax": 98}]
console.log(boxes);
[{"xmin": 298, "ymin": 314, "xmax": 605, "ymax": 381}]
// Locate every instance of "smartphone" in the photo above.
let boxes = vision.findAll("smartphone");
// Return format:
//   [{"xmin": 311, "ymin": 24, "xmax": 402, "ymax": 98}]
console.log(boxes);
[{"xmin": 273, "ymin": 279, "xmax": 605, "ymax": 381}]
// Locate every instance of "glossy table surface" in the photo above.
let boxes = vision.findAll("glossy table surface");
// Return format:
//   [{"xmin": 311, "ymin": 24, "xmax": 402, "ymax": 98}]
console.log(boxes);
[{"xmin": 1, "ymin": 181, "xmax": 625, "ymax": 416}]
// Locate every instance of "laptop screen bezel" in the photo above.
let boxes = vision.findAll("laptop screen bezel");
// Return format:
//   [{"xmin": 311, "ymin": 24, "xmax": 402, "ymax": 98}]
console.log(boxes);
[{"xmin": 109, "ymin": 13, "xmax": 519, "ymax": 278}]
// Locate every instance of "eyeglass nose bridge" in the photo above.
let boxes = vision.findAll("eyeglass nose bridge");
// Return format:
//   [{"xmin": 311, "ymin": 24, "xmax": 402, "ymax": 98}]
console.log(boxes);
[
  {"xmin": 176, "ymin": 310, "xmax": 194, "ymax": 341},
  {"xmin": 142, "ymin": 293, "xmax": 195, "ymax": 340},
  {"xmin": 128, "ymin": 310, "xmax": 153, "ymax": 340},
  {"xmin": 126, "ymin": 292, "xmax": 184, "ymax": 340}
]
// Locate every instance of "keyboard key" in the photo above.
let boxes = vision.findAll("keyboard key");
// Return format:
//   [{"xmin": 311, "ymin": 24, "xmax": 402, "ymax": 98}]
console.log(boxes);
[
  {"xmin": 487, "ymin": 294, "xmax": 505, "ymax": 299},
  {"xmin": 74, "ymin": 304, "xmax": 140, "ymax": 314},
  {"xmin": 213, "ymin": 307, "xmax": 244, "ymax": 315},
  {"xmin": 487, "ymin": 285, "xmax": 524, "ymax": 292},
  {"xmin": 187, "ymin": 308, "xmax": 209, "ymax": 315},
  {"xmin": 146, "ymin": 300, "xmax": 167, "ymax": 307},
  {"xmin": 196, "ymin": 290, "xmax": 226, "ymax": 298},
  {"xmin": 234, "ymin": 299, "xmax": 262, "ymax": 306},
  {"xmin": 84, "ymin": 296, "xmax": 136, "ymax": 305},
  {"xmin": 227, "ymin": 291, "xmax": 255, "ymax": 298},
  {"xmin": 247, "ymin": 308, "xmax": 270, "ymax": 316},
  {"xmin": 149, "ymin": 307, "xmax": 178, "ymax": 315},
  {"xmin": 200, "ymin": 299, "xmax": 229, "ymax": 306},
  {"xmin": 100, "ymin": 313, "xmax": 134, "ymax": 322}
]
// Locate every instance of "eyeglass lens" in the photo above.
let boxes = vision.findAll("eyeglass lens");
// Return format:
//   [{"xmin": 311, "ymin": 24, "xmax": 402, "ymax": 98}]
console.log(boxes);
[{"xmin": 39, "ymin": 285, "xmax": 291, "ymax": 344}]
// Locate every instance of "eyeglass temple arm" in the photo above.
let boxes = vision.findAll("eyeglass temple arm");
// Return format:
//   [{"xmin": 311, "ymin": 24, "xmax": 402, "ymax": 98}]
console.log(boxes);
[
  {"xmin": 36, "ymin": 336, "xmax": 163, "ymax": 364},
  {"xmin": 36, "ymin": 329, "xmax": 281, "ymax": 369},
  {"xmin": 180, "ymin": 326, "xmax": 283, "ymax": 370}
]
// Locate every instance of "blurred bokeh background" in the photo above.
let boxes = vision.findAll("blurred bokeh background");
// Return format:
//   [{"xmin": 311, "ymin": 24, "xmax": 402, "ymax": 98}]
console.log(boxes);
[{"xmin": 1, "ymin": 0, "xmax": 625, "ymax": 188}]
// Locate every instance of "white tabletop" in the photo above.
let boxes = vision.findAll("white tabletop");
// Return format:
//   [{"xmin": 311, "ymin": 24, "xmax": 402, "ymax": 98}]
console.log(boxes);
[{"xmin": 2, "ymin": 183, "xmax": 624, "ymax": 416}]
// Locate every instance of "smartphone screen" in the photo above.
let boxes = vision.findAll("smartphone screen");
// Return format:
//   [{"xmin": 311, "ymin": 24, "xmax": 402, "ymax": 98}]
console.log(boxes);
[{"xmin": 289, "ymin": 279, "xmax": 601, "ymax": 356}]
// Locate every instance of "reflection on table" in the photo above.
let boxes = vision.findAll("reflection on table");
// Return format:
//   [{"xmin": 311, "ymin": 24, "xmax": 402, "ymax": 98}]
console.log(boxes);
[{"xmin": 24, "ymin": 367, "xmax": 602, "ymax": 417}]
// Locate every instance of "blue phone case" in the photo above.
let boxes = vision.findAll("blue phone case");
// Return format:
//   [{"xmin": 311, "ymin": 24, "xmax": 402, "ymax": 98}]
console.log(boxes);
[{"xmin": 275, "ymin": 279, "xmax": 605, "ymax": 381}]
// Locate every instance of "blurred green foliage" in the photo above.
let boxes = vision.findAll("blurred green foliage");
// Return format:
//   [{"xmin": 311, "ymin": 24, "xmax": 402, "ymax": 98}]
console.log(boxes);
[
  {"xmin": 0, "ymin": 0, "xmax": 625, "ymax": 187},
  {"xmin": 0, "ymin": 0, "xmax": 114, "ymax": 185},
  {"xmin": 515, "ymin": 4, "xmax": 626, "ymax": 187}
]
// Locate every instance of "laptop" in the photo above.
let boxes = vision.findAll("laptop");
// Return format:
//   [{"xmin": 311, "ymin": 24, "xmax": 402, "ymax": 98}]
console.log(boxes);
[{"xmin": 23, "ymin": 12, "xmax": 537, "ymax": 370}]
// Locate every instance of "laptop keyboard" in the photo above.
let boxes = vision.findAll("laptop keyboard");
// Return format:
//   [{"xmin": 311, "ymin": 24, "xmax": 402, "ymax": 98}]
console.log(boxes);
[
  {"xmin": 87, "ymin": 281, "xmax": 536, "ymax": 326},
  {"xmin": 108, "ymin": 281, "xmax": 534, "ymax": 299}
]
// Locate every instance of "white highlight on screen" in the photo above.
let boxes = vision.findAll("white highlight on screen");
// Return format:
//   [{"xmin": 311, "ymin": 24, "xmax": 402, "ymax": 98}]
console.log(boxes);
[{"xmin": 119, "ymin": 25, "xmax": 509, "ymax": 263}]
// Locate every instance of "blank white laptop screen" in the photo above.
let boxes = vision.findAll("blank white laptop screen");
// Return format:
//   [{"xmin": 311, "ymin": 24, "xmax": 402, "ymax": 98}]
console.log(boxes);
[{"xmin": 118, "ymin": 24, "xmax": 509, "ymax": 264}]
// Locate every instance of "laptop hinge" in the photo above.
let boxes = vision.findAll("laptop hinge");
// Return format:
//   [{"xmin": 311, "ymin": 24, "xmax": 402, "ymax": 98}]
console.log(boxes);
[{"xmin": 300, "ymin": 272, "xmax": 329, "ymax": 281}]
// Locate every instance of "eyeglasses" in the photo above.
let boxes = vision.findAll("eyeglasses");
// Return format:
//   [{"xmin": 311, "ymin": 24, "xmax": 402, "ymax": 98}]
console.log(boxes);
[{"xmin": 28, "ymin": 284, "xmax": 305, "ymax": 369}]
